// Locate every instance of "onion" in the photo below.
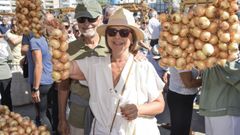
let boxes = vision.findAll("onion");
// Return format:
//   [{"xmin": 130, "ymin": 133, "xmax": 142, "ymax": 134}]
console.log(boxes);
[
  {"xmin": 229, "ymin": 1, "xmax": 239, "ymax": 13},
  {"xmin": 180, "ymin": 39, "xmax": 189, "ymax": 49},
  {"xmin": 51, "ymin": 29, "xmax": 63, "ymax": 39},
  {"xmin": 202, "ymin": 43, "xmax": 214, "ymax": 56},
  {"xmin": 194, "ymin": 61, "xmax": 206, "ymax": 70},
  {"xmin": 198, "ymin": 17, "xmax": 211, "ymax": 29},
  {"xmin": 166, "ymin": 45, "xmax": 173, "ymax": 55},
  {"xmin": 171, "ymin": 13, "xmax": 182, "ymax": 23},
  {"xmin": 159, "ymin": 13, "xmax": 168, "ymax": 23},
  {"xmin": 181, "ymin": 14, "xmax": 189, "ymax": 24},
  {"xmin": 219, "ymin": 33, "xmax": 230, "ymax": 43},
  {"xmin": 170, "ymin": 24, "xmax": 181, "ymax": 34},
  {"xmin": 189, "ymin": 19, "xmax": 196, "ymax": 28},
  {"xmin": 220, "ymin": 11, "xmax": 230, "ymax": 21},
  {"xmin": 220, "ymin": 0, "xmax": 230, "ymax": 9},
  {"xmin": 53, "ymin": 61, "xmax": 64, "ymax": 71},
  {"xmin": 172, "ymin": 47, "xmax": 183, "ymax": 58},
  {"xmin": 59, "ymin": 42, "xmax": 69, "ymax": 52},
  {"xmin": 191, "ymin": 27, "xmax": 202, "ymax": 38},
  {"xmin": 21, "ymin": 8, "xmax": 29, "ymax": 15},
  {"xmin": 219, "ymin": 51, "xmax": 228, "ymax": 59},
  {"xmin": 52, "ymin": 71, "xmax": 61, "ymax": 81},
  {"xmin": 212, "ymin": 46, "xmax": 220, "ymax": 57},
  {"xmin": 207, "ymin": 21, "xmax": 218, "ymax": 34},
  {"xmin": 229, "ymin": 23, "xmax": 239, "ymax": 33},
  {"xmin": 205, "ymin": 5, "xmax": 217, "ymax": 18},
  {"xmin": 168, "ymin": 57, "xmax": 176, "ymax": 67},
  {"xmin": 218, "ymin": 42, "xmax": 228, "ymax": 51},
  {"xmin": 63, "ymin": 62, "xmax": 71, "ymax": 70},
  {"xmin": 52, "ymin": 49, "xmax": 62, "ymax": 59},
  {"xmin": 186, "ymin": 44, "xmax": 195, "ymax": 53},
  {"xmin": 220, "ymin": 21, "xmax": 230, "ymax": 31},
  {"xmin": 232, "ymin": 33, "xmax": 240, "ymax": 43},
  {"xmin": 200, "ymin": 31, "xmax": 211, "ymax": 42},
  {"xmin": 171, "ymin": 35, "xmax": 181, "ymax": 46},
  {"xmin": 194, "ymin": 39, "xmax": 204, "ymax": 50},
  {"xmin": 49, "ymin": 39, "xmax": 60, "ymax": 49},
  {"xmin": 209, "ymin": 35, "xmax": 218, "ymax": 45},
  {"xmin": 179, "ymin": 26, "xmax": 189, "ymax": 37},
  {"xmin": 206, "ymin": 57, "xmax": 217, "ymax": 68},
  {"xmin": 194, "ymin": 5, "xmax": 206, "ymax": 17},
  {"xmin": 162, "ymin": 22, "xmax": 171, "ymax": 31},
  {"xmin": 228, "ymin": 52, "xmax": 238, "ymax": 62},
  {"xmin": 176, "ymin": 58, "xmax": 186, "ymax": 69},
  {"xmin": 186, "ymin": 55, "xmax": 193, "ymax": 63},
  {"xmin": 159, "ymin": 40, "xmax": 168, "ymax": 48},
  {"xmin": 217, "ymin": 59, "xmax": 227, "ymax": 66},
  {"xmin": 160, "ymin": 57, "xmax": 168, "ymax": 67},
  {"xmin": 228, "ymin": 15, "xmax": 239, "ymax": 24},
  {"xmin": 228, "ymin": 42, "xmax": 239, "ymax": 52},
  {"xmin": 60, "ymin": 53, "xmax": 69, "ymax": 63},
  {"xmin": 196, "ymin": 50, "xmax": 207, "ymax": 60}
]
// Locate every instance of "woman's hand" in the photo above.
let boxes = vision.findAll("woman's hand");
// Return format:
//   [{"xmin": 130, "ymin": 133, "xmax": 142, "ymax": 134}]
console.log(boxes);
[
  {"xmin": 31, "ymin": 91, "xmax": 40, "ymax": 103},
  {"xmin": 120, "ymin": 104, "xmax": 138, "ymax": 121}
]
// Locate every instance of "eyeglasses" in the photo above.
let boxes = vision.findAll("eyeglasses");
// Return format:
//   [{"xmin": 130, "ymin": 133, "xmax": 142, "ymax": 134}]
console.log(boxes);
[
  {"xmin": 142, "ymin": 22, "xmax": 148, "ymax": 24},
  {"xmin": 77, "ymin": 17, "xmax": 99, "ymax": 23},
  {"xmin": 106, "ymin": 28, "xmax": 132, "ymax": 37}
]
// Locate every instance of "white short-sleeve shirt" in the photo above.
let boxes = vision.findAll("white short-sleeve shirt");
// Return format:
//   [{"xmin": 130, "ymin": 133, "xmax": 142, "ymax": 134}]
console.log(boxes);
[{"xmin": 76, "ymin": 54, "xmax": 164, "ymax": 135}]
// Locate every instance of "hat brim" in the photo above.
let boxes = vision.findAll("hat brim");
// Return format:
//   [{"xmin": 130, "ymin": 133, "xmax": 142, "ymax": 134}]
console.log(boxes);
[
  {"xmin": 97, "ymin": 24, "xmax": 145, "ymax": 41},
  {"xmin": 74, "ymin": 11, "xmax": 100, "ymax": 19}
]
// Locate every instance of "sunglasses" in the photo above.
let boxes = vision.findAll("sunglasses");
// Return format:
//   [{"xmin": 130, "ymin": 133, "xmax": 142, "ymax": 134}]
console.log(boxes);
[
  {"xmin": 106, "ymin": 28, "xmax": 132, "ymax": 37},
  {"xmin": 77, "ymin": 17, "xmax": 99, "ymax": 23},
  {"xmin": 142, "ymin": 22, "xmax": 148, "ymax": 24}
]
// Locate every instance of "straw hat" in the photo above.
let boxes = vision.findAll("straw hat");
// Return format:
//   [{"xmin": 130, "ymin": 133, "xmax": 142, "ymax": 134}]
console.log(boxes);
[{"xmin": 97, "ymin": 8, "xmax": 144, "ymax": 41}]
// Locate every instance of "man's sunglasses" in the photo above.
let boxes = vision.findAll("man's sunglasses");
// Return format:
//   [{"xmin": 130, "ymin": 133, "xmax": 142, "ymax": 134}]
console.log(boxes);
[
  {"xmin": 77, "ymin": 17, "xmax": 98, "ymax": 23},
  {"xmin": 106, "ymin": 28, "xmax": 132, "ymax": 38}
]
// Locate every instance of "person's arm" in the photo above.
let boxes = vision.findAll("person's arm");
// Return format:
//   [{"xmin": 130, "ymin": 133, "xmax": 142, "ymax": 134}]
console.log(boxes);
[
  {"xmin": 69, "ymin": 61, "xmax": 85, "ymax": 80},
  {"xmin": 57, "ymin": 79, "xmax": 71, "ymax": 135},
  {"xmin": 179, "ymin": 71, "xmax": 202, "ymax": 88},
  {"xmin": 120, "ymin": 94, "xmax": 165, "ymax": 121},
  {"xmin": 6, "ymin": 32, "xmax": 22, "ymax": 45},
  {"xmin": 31, "ymin": 50, "xmax": 42, "ymax": 103},
  {"xmin": 21, "ymin": 44, "xmax": 29, "ymax": 55}
]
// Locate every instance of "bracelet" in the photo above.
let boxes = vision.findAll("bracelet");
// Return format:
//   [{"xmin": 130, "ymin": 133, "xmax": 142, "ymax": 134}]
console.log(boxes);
[{"xmin": 31, "ymin": 88, "xmax": 39, "ymax": 92}]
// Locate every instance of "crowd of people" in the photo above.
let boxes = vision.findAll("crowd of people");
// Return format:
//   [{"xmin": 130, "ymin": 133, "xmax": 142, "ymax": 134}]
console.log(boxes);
[{"xmin": 0, "ymin": 0, "xmax": 240, "ymax": 135}]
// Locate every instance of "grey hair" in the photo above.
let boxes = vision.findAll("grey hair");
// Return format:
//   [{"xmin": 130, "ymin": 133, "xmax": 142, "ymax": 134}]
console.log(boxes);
[{"xmin": 149, "ymin": 10, "xmax": 158, "ymax": 18}]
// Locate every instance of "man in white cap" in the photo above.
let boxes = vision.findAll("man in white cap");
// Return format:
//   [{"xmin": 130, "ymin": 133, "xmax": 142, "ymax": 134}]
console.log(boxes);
[{"xmin": 57, "ymin": 0, "xmax": 108, "ymax": 135}]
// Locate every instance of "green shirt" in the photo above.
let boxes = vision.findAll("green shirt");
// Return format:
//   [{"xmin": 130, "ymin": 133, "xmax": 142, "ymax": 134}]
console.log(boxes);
[
  {"xmin": 67, "ymin": 36, "xmax": 108, "ymax": 128},
  {"xmin": 199, "ymin": 60, "xmax": 240, "ymax": 117}
]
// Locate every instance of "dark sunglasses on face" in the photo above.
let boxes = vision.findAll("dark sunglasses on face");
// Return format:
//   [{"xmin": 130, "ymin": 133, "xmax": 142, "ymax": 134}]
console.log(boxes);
[
  {"xmin": 142, "ymin": 22, "xmax": 148, "ymax": 24},
  {"xmin": 106, "ymin": 28, "xmax": 132, "ymax": 38},
  {"xmin": 77, "ymin": 17, "xmax": 99, "ymax": 23}
]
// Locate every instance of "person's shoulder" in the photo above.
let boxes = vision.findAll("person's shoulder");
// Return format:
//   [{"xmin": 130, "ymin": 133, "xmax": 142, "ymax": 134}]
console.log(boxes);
[{"xmin": 69, "ymin": 39, "xmax": 83, "ymax": 46}]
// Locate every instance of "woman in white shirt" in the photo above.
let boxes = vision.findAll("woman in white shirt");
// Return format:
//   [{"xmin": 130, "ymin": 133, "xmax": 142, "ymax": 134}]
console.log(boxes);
[{"xmin": 60, "ymin": 8, "xmax": 165, "ymax": 135}]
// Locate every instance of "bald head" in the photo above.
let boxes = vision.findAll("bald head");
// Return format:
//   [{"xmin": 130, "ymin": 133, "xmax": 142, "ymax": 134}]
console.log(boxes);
[{"xmin": 45, "ymin": 13, "xmax": 54, "ymax": 22}]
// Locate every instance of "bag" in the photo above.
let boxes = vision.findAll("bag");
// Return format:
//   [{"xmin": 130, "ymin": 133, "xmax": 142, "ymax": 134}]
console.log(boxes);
[{"xmin": 23, "ymin": 56, "xmax": 28, "ymax": 78}]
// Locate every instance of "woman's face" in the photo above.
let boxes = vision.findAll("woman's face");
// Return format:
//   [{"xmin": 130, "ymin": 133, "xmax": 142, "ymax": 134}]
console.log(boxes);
[{"xmin": 106, "ymin": 26, "xmax": 133, "ymax": 54}]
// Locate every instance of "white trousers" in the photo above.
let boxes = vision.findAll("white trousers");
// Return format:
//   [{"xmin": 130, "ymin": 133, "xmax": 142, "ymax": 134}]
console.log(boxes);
[{"xmin": 205, "ymin": 115, "xmax": 240, "ymax": 135}]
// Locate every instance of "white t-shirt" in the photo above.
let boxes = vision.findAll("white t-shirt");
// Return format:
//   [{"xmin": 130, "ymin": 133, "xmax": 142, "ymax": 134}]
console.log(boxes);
[
  {"xmin": 148, "ymin": 17, "xmax": 161, "ymax": 40},
  {"xmin": 76, "ymin": 54, "xmax": 164, "ymax": 135},
  {"xmin": 169, "ymin": 67, "xmax": 199, "ymax": 95}
]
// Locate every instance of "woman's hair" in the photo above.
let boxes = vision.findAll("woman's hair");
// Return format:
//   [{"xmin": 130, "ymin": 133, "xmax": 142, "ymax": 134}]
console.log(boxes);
[{"xmin": 105, "ymin": 26, "xmax": 139, "ymax": 55}]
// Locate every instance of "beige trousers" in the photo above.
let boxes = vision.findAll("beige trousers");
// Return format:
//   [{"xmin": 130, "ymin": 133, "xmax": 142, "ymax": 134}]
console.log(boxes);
[{"xmin": 70, "ymin": 124, "xmax": 84, "ymax": 135}]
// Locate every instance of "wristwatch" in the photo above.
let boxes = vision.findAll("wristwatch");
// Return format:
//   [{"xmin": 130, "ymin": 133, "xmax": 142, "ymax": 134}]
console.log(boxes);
[{"xmin": 31, "ymin": 88, "xmax": 39, "ymax": 92}]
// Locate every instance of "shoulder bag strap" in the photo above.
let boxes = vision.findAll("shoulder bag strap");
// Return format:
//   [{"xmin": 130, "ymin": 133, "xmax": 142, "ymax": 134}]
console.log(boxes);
[{"xmin": 109, "ymin": 59, "xmax": 135, "ymax": 133}]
